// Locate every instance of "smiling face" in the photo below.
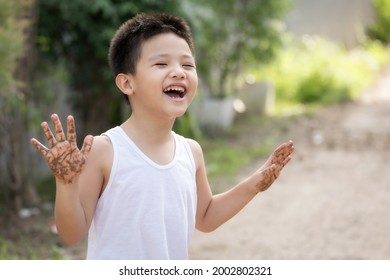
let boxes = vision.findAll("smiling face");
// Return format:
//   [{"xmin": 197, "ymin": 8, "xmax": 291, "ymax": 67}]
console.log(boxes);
[{"xmin": 122, "ymin": 32, "xmax": 198, "ymax": 120}]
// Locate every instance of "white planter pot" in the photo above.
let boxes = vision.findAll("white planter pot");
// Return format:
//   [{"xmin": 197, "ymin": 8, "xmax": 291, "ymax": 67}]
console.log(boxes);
[
  {"xmin": 239, "ymin": 81, "xmax": 274, "ymax": 115},
  {"xmin": 191, "ymin": 97, "xmax": 236, "ymax": 129}
]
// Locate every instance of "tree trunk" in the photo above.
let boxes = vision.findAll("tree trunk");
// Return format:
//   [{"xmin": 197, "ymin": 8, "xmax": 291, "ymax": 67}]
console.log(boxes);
[
  {"xmin": 4, "ymin": 0, "xmax": 40, "ymax": 212},
  {"xmin": 77, "ymin": 88, "xmax": 118, "ymax": 137}
]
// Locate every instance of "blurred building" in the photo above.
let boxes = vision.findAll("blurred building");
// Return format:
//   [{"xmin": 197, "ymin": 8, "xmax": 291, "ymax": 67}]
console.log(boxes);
[{"xmin": 285, "ymin": 0, "xmax": 376, "ymax": 48}]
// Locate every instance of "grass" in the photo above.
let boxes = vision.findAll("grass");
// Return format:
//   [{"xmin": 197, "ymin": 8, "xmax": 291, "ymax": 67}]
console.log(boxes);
[
  {"xmin": 198, "ymin": 112, "xmax": 290, "ymax": 194},
  {"xmin": 203, "ymin": 139, "xmax": 271, "ymax": 180},
  {"xmin": 0, "ymin": 212, "xmax": 64, "ymax": 260},
  {"xmin": 0, "ymin": 176, "xmax": 65, "ymax": 260},
  {"xmin": 0, "ymin": 238, "xmax": 63, "ymax": 260}
]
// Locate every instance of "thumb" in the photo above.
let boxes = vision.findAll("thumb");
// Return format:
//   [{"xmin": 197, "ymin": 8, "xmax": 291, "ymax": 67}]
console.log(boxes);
[
  {"xmin": 80, "ymin": 135, "xmax": 94, "ymax": 157},
  {"xmin": 30, "ymin": 138, "xmax": 48, "ymax": 157}
]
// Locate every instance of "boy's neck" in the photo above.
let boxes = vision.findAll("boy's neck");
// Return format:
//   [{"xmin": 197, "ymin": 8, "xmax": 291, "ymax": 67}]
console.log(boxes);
[
  {"xmin": 121, "ymin": 113, "xmax": 175, "ymax": 144},
  {"xmin": 120, "ymin": 113, "xmax": 177, "ymax": 165}
]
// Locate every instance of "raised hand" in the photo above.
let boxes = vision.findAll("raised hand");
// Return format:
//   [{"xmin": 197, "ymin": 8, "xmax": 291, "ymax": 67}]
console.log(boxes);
[
  {"xmin": 31, "ymin": 114, "xmax": 93, "ymax": 184},
  {"xmin": 262, "ymin": 140, "xmax": 294, "ymax": 170},
  {"xmin": 253, "ymin": 140, "xmax": 294, "ymax": 192}
]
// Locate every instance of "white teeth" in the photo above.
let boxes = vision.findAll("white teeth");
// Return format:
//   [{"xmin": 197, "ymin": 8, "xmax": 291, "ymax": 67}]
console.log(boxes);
[{"xmin": 163, "ymin": 86, "xmax": 185, "ymax": 93}]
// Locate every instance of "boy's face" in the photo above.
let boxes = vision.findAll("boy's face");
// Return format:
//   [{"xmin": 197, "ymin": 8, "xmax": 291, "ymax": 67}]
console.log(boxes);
[{"xmin": 128, "ymin": 32, "xmax": 198, "ymax": 119}]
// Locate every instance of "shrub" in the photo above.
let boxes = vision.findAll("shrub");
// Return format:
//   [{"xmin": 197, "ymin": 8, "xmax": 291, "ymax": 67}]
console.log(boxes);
[
  {"xmin": 296, "ymin": 70, "xmax": 350, "ymax": 104},
  {"xmin": 367, "ymin": 0, "xmax": 390, "ymax": 44},
  {"xmin": 252, "ymin": 35, "xmax": 389, "ymax": 108}
]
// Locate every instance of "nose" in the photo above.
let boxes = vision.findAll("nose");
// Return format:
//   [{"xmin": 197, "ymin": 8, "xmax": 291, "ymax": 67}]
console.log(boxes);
[{"xmin": 170, "ymin": 65, "xmax": 186, "ymax": 79}]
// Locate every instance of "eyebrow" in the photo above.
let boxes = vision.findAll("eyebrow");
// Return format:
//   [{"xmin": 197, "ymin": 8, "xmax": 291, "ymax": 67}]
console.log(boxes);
[{"xmin": 148, "ymin": 53, "xmax": 194, "ymax": 61}]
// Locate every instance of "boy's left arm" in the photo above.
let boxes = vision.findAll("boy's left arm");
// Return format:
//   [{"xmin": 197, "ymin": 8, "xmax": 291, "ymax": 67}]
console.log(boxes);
[{"xmin": 188, "ymin": 139, "xmax": 294, "ymax": 233}]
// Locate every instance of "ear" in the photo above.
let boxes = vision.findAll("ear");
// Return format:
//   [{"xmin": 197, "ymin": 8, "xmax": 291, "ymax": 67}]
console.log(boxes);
[{"xmin": 115, "ymin": 73, "xmax": 135, "ymax": 97}]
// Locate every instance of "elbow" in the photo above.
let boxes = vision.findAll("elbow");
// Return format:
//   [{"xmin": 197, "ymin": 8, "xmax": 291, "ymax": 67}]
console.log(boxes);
[
  {"xmin": 60, "ymin": 235, "xmax": 83, "ymax": 246},
  {"xmin": 196, "ymin": 222, "xmax": 220, "ymax": 233},
  {"xmin": 57, "ymin": 228, "xmax": 86, "ymax": 246}
]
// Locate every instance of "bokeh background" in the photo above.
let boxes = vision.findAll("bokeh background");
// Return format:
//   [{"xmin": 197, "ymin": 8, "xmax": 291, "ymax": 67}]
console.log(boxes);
[{"xmin": 0, "ymin": 0, "xmax": 389, "ymax": 259}]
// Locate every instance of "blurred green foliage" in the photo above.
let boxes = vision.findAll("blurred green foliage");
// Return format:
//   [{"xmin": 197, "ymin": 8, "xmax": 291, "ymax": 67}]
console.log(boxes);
[
  {"xmin": 0, "ymin": 0, "xmax": 41, "ymax": 213},
  {"xmin": 367, "ymin": 0, "xmax": 390, "ymax": 44},
  {"xmin": 0, "ymin": 238, "xmax": 63, "ymax": 260},
  {"xmin": 0, "ymin": 0, "xmax": 25, "ymax": 112},
  {"xmin": 185, "ymin": 0, "xmax": 292, "ymax": 99},
  {"xmin": 253, "ymin": 35, "xmax": 389, "ymax": 110},
  {"xmin": 173, "ymin": 111, "xmax": 203, "ymax": 140},
  {"xmin": 204, "ymin": 140, "xmax": 271, "ymax": 180}
]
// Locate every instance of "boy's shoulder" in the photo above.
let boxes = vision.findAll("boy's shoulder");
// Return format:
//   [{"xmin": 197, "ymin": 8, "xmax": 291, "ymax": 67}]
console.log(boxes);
[
  {"xmin": 88, "ymin": 134, "xmax": 113, "ymax": 164},
  {"xmin": 184, "ymin": 137, "xmax": 201, "ymax": 150},
  {"xmin": 92, "ymin": 134, "xmax": 112, "ymax": 150},
  {"xmin": 184, "ymin": 137, "xmax": 204, "ymax": 167}
]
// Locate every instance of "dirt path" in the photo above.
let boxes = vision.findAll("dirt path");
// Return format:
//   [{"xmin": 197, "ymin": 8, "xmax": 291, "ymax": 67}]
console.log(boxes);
[{"xmin": 189, "ymin": 67, "xmax": 390, "ymax": 259}]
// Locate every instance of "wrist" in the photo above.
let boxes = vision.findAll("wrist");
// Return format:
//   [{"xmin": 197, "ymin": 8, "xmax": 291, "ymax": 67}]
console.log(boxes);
[
  {"xmin": 241, "ymin": 176, "xmax": 260, "ymax": 197},
  {"xmin": 55, "ymin": 177, "xmax": 79, "ymax": 195}
]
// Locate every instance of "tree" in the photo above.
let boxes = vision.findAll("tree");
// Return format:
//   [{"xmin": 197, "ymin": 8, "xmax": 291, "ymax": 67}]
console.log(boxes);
[
  {"xmin": 37, "ymin": 0, "xmax": 184, "ymax": 136},
  {"xmin": 184, "ymin": 0, "xmax": 292, "ymax": 99},
  {"xmin": 367, "ymin": 0, "xmax": 390, "ymax": 44},
  {"xmin": 0, "ymin": 0, "xmax": 40, "ymax": 213}
]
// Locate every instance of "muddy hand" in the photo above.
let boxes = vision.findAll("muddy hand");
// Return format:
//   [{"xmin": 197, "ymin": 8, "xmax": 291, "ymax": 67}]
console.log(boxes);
[
  {"xmin": 262, "ymin": 140, "xmax": 294, "ymax": 170},
  {"xmin": 254, "ymin": 140, "xmax": 294, "ymax": 192},
  {"xmin": 30, "ymin": 114, "xmax": 93, "ymax": 184}
]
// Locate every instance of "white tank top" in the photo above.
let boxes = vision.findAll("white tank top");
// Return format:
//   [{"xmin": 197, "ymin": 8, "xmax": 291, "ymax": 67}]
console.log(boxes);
[{"xmin": 86, "ymin": 127, "xmax": 197, "ymax": 259}]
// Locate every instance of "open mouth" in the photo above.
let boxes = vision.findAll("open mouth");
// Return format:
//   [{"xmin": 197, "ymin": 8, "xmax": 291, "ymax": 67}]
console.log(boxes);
[{"xmin": 163, "ymin": 86, "xmax": 186, "ymax": 99}]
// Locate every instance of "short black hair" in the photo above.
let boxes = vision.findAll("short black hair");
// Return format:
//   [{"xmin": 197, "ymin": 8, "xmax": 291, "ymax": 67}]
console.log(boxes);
[{"xmin": 108, "ymin": 12, "xmax": 194, "ymax": 77}]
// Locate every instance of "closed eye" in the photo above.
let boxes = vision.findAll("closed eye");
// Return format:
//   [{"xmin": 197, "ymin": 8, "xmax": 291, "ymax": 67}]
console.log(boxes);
[
  {"xmin": 154, "ymin": 63, "xmax": 167, "ymax": 67},
  {"xmin": 183, "ymin": 64, "xmax": 196, "ymax": 69}
]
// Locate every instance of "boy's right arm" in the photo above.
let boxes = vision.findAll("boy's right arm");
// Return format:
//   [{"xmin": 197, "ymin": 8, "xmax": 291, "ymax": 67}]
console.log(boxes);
[
  {"xmin": 53, "ymin": 140, "xmax": 106, "ymax": 244},
  {"xmin": 31, "ymin": 114, "xmax": 106, "ymax": 244}
]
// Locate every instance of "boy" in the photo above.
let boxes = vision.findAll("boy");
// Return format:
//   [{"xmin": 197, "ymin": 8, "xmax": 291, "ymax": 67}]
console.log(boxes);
[{"xmin": 31, "ymin": 12, "xmax": 294, "ymax": 259}]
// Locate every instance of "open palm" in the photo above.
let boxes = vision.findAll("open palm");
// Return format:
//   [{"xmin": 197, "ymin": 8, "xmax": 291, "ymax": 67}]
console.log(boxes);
[
  {"xmin": 31, "ymin": 114, "xmax": 93, "ymax": 184},
  {"xmin": 253, "ymin": 140, "xmax": 294, "ymax": 192}
]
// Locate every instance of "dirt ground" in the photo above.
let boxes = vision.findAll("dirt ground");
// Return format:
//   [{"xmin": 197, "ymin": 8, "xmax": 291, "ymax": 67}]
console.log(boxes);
[{"xmin": 189, "ymin": 67, "xmax": 390, "ymax": 260}]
